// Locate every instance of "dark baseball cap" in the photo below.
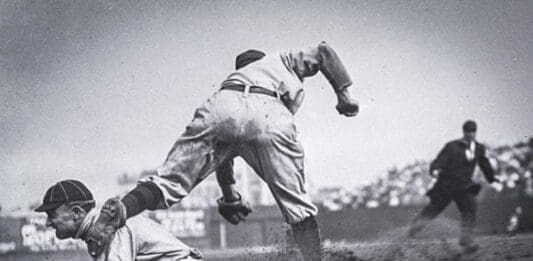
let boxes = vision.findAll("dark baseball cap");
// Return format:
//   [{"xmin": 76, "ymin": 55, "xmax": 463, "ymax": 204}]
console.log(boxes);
[
  {"xmin": 35, "ymin": 180, "xmax": 94, "ymax": 212},
  {"xmin": 462, "ymin": 120, "xmax": 477, "ymax": 132},
  {"xmin": 235, "ymin": 49, "xmax": 265, "ymax": 70}
]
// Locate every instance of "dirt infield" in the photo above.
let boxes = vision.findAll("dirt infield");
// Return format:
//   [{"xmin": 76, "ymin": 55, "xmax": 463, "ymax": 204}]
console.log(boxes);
[
  {"xmin": 202, "ymin": 233, "xmax": 533, "ymax": 261},
  {"xmin": 323, "ymin": 233, "xmax": 533, "ymax": 261},
  {"xmin": 2, "ymin": 233, "xmax": 532, "ymax": 260},
  {"xmin": 201, "ymin": 218, "xmax": 533, "ymax": 260}
]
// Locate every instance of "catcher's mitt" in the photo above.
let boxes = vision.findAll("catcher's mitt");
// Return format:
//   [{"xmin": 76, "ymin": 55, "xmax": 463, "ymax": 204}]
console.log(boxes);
[
  {"xmin": 217, "ymin": 194, "xmax": 252, "ymax": 225},
  {"xmin": 85, "ymin": 197, "xmax": 127, "ymax": 257}
]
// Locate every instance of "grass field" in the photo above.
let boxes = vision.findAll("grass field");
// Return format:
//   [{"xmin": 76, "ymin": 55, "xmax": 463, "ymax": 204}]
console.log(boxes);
[{"xmin": 2, "ymin": 233, "xmax": 532, "ymax": 260}]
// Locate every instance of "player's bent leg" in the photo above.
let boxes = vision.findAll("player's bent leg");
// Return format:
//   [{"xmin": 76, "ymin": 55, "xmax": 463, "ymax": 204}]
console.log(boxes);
[
  {"xmin": 248, "ymin": 158, "xmax": 320, "ymax": 259},
  {"xmin": 455, "ymin": 191, "xmax": 478, "ymax": 252},
  {"xmin": 86, "ymin": 103, "xmax": 228, "ymax": 256},
  {"xmin": 240, "ymin": 136, "xmax": 321, "ymax": 260},
  {"xmin": 238, "ymin": 99, "xmax": 322, "ymax": 259},
  {"xmin": 407, "ymin": 194, "xmax": 451, "ymax": 238},
  {"xmin": 150, "ymin": 110, "xmax": 235, "ymax": 209}
]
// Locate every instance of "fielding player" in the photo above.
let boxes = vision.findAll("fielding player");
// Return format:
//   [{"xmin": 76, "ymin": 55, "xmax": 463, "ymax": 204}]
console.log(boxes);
[
  {"xmin": 35, "ymin": 180, "xmax": 202, "ymax": 260},
  {"xmin": 407, "ymin": 120, "xmax": 500, "ymax": 252},
  {"xmin": 85, "ymin": 41, "xmax": 359, "ymax": 261}
]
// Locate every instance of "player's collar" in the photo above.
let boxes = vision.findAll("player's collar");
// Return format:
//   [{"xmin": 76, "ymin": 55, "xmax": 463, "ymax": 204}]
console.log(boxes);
[{"xmin": 459, "ymin": 138, "xmax": 475, "ymax": 146}]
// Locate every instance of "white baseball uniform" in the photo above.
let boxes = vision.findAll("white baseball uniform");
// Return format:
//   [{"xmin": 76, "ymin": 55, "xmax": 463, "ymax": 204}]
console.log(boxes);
[
  {"xmin": 139, "ymin": 42, "xmax": 352, "ymax": 224},
  {"xmin": 76, "ymin": 208, "xmax": 202, "ymax": 260}
]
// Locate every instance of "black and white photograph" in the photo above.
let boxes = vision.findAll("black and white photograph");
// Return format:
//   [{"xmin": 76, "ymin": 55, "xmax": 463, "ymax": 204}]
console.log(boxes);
[{"xmin": 1, "ymin": 1, "xmax": 532, "ymax": 260}]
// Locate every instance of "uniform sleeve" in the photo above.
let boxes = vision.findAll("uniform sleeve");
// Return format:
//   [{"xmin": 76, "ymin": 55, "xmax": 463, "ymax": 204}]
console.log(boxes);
[
  {"xmin": 97, "ymin": 227, "xmax": 135, "ymax": 261},
  {"xmin": 317, "ymin": 42, "xmax": 353, "ymax": 92},
  {"xmin": 430, "ymin": 143, "xmax": 452, "ymax": 174},
  {"xmin": 282, "ymin": 42, "xmax": 352, "ymax": 92},
  {"xmin": 478, "ymin": 144, "xmax": 496, "ymax": 183}
]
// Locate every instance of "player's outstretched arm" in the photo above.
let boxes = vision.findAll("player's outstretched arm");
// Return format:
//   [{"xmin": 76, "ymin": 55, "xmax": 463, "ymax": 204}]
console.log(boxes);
[
  {"xmin": 430, "ymin": 143, "xmax": 452, "ymax": 176},
  {"xmin": 216, "ymin": 160, "xmax": 239, "ymax": 201},
  {"xmin": 281, "ymin": 41, "xmax": 359, "ymax": 116},
  {"xmin": 478, "ymin": 145, "xmax": 498, "ymax": 183},
  {"xmin": 215, "ymin": 161, "xmax": 253, "ymax": 225},
  {"xmin": 316, "ymin": 42, "xmax": 359, "ymax": 117}
]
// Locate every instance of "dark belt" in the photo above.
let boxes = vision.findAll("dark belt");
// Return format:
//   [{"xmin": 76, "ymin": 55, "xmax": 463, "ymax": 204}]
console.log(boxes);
[{"xmin": 220, "ymin": 84, "xmax": 278, "ymax": 98}]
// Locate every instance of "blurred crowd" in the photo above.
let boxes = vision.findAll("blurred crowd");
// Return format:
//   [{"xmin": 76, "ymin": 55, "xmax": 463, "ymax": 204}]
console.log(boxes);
[
  {"xmin": 113, "ymin": 138, "xmax": 533, "ymax": 212},
  {"xmin": 485, "ymin": 139, "xmax": 533, "ymax": 199},
  {"xmin": 317, "ymin": 138, "xmax": 533, "ymax": 211}
]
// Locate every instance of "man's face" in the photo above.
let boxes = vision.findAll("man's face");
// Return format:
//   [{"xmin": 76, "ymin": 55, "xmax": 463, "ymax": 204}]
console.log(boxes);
[
  {"xmin": 45, "ymin": 204, "xmax": 82, "ymax": 239},
  {"xmin": 463, "ymin": 131, "xmax": 477, "ymax": 142}
]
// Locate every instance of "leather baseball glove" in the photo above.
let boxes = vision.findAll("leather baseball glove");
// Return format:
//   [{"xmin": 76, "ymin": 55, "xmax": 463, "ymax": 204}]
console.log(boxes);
[
  {"xmin": 85, "ymin": 197, "xmax": 127, "ymax": 257},
  {"xmin": 217, "ymin": 193, "xmax": 253, "ymax": 225}
]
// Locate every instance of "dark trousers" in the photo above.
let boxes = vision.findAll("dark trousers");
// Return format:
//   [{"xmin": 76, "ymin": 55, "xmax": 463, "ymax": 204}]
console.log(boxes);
[{"xmin": 408, "ymin": 188, "xmax": 477, "ymax": 243}]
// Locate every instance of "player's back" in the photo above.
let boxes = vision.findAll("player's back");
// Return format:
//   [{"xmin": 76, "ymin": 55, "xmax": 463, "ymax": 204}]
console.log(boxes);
[{"xmin": 105, "ymin": 214, "xmax": 202, "ymax": 260}]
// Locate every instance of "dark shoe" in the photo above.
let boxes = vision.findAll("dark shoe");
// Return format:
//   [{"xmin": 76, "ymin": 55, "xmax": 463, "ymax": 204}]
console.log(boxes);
[
  {"xmin": 85, "ymin": 197, "xmax": 126, "ymax": 257},
  {"xmin": 406, "ymin": 228, "xmax": 417, "ymax": 238},
  {"xmin": 406, "ymin": 223, "xmax": 423, "ymax": 239}
]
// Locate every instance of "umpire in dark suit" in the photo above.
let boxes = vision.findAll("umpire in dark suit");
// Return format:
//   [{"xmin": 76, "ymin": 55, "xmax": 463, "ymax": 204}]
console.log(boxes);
[{"xmin": 407, "ymin": 120, "xmax": 499, "ymax": 251}]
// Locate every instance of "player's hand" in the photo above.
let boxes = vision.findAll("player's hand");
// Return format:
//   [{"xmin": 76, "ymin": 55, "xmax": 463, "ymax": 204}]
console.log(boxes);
[
  {"xmin": 430, "ymin": 169, "xmax": 441, "ymax": 177},
  {"xmin": 335, "ymin": 89, "xmax": 359, "ymax": 117},
  {"xmin": 490, "ymin": 177, "xmax": 503, "ymax": 191},
  {"xmin": 85, "ymin": 197, "xmax": 127, "ymax": 257},
  {"xmin": 336, "ymin": 100, "xmax": 359, "ymax": 117},
  {"xmin": 217, "ymin": 193, "xmax": 253, "ymax": 225},
  {"xmin": 490, "ymin": 181, "xmax": 503, "ymax": 192}
]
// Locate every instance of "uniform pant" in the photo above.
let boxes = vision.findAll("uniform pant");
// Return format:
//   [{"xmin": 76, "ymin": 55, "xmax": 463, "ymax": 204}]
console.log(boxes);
[
  {"xmin": 140, "ymin": 90, "xmax": 318, "ymax": 224},
  {"xmin": 409, "ymin": 188, "xmax": 477, "ymax": 243}
]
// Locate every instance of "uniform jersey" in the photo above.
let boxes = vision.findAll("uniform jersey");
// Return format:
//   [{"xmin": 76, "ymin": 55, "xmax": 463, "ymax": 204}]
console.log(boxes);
[
  {"xmin": 224, "ymin": 42, "xmax": 351, "ymax": 114},
  {"xmin": 76, "ymin": 208, "xmax": 202, "ymax": 261}
]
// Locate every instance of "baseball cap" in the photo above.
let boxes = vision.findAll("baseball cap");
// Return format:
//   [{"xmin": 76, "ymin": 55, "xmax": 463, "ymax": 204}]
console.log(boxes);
[
  {"xmin": 462, "ymin": 120, "xmax": 477, "ymax": 132},
  {"xmin": 35, "ymin": 180, "xmax": 94, "ymax": 212},
  {"xmin": 235, "ymin": 49, "xmax": 265, "ymax": 70}
]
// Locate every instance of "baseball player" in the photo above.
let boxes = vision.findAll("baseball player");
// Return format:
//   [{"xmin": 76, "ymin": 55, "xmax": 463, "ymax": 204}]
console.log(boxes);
[
  {"xmin": 85, "ymin": 41, "xmax": 358, "ymax": 260},
  {"xmin": 406, "ymin": 120, "xmax": 500, "ymax": 252},
  {"xmin": 35, "ymin": 179, "xmax": 203, "ymax": 260}
]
